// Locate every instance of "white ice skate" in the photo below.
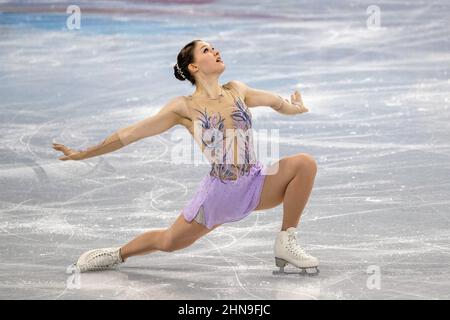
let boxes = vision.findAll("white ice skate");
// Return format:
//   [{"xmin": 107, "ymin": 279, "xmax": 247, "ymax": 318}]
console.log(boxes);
[
  {"xmin": 74, "ymin": 247, "xmax": 125, "ymax": 273},
  {"xmin": 273, "ymin": 227, "xmax": 319, "ymax": 276}
]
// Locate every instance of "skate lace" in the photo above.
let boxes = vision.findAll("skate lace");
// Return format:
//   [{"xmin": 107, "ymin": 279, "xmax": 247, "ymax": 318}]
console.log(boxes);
[
  {"xmin": 86, "ymin": 249, "xmax": 120, "ymax": 270},
  {"xmin": 287, "ymin": 234, "xmax": 310, "ymax": 259}
]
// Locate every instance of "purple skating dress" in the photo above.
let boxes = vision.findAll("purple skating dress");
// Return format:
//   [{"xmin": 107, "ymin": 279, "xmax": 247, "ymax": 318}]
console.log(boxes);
[{"xmin": 181, "ymin": 81, "xmax": 267, "ymax": 229}]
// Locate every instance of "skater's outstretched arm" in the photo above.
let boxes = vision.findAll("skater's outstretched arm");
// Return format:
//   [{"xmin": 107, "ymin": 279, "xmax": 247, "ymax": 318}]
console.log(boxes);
[
  {"xmin": 228, "ymin": 80, "xmax": 309, "ymax": 115},
  {"xmin": 52, "ymin": 96, "xmax": 185, "ymax": 161}
]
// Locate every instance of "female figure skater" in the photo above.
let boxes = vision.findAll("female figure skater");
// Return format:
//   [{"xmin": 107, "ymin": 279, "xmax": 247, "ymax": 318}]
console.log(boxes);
[{"xmin": 52, "ymin": 40, "xmax": 319, "ymax": 275}]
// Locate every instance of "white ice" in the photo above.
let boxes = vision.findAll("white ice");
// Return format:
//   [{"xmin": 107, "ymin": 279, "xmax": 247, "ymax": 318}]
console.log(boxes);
[{"xmin": 0, "ymin": 0, "xmax": 449, "ymax": 299}]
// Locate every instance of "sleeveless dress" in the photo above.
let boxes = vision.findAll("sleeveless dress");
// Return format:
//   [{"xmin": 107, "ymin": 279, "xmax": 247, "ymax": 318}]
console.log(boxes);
[{"xmin": 181, "ymin": 82, "xmax": 267, "ymax": 229}]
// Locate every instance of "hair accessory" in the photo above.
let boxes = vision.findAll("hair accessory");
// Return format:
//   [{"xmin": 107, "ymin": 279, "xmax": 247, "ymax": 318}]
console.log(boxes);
[{"xmin": 175, "ymin": 63, "xmax": 186, "ymax": 79}]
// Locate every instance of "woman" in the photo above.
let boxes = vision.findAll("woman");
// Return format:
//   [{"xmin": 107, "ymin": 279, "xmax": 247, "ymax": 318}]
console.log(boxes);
[{"xmin": 52, "ymin": 39, "xmax": 319, "ymax": 275}]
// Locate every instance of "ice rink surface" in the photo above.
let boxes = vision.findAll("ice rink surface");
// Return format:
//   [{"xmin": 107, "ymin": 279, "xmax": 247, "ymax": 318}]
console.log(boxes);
[{"xmin": 0, "ymin": 0, "xmax": 449, "ymax": 299}]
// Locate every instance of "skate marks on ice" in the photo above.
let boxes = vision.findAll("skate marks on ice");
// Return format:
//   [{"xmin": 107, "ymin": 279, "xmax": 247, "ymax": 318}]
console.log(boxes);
[{"xmin": 1, "ymin": 0, "xmax": 450, "ymax": 300}]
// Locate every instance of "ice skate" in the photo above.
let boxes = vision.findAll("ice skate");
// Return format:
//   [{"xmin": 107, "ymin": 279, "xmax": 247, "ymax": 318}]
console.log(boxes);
[
  {"xmin": 273, "ymin": 227, "xmax": 319, "ymax": 276},
  {"xmin": 74, "ymin": 247, "xmax": 125, "ymax": 273}
]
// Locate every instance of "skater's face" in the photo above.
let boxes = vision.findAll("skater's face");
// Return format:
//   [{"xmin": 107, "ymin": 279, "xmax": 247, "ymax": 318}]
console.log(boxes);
[{"xmin": 188, "ymin": 41, "xmax": 225, "ymax": 78}]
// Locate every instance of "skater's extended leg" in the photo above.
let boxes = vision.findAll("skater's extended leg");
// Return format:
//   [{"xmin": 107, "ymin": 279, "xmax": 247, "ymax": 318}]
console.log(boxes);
[
  {"xmin": 74, "ymin": 214, "xmax": 219, "ymax": 272},
  {"xmin": 253, "ymin": 153, "xmax": 317, "ymax": 230},
  {"xmin": 119, "ymin": 229, "xmax": 166, "ymax": 261},
  {"xmin": 120, "ymin": 213, "xmax": 220, "ymax": 260}
]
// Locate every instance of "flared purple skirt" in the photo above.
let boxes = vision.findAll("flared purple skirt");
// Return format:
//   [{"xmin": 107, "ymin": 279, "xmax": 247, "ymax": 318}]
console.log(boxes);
[{"xmin": 182, "ymin": 160, "xmax": 267, "ymax": 229}]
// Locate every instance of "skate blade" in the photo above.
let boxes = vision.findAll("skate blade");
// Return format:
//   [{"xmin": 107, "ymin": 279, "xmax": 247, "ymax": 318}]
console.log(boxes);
[
  {"xmin": 272, "ymin": 268, "xmax": 319, "ymax": 276},
  {"xmin": 274, "ymin": 257, "xmax": 319, "ymax": 276}
]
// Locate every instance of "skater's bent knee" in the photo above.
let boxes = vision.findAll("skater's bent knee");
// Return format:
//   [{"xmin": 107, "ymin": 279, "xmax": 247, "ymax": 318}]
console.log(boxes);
[{"xmin": 293, "ymin": 153, "xmax": 317, "ymax": 174}]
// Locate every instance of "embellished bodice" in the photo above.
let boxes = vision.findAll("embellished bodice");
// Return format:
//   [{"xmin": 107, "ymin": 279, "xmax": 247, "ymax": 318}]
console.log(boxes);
[{"xmin": 184, "ymin": 82, "xmax": 258, "ymax": 183}]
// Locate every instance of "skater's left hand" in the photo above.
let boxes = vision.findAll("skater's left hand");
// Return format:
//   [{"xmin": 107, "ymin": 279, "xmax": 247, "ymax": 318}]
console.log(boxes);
[
  {"xmin": 290, "ymin": 90, "xmax": 309, "ymax": 114},
  {"xmin": 52, "ymin": 142, "xmax": 84, "ymax": 161}
]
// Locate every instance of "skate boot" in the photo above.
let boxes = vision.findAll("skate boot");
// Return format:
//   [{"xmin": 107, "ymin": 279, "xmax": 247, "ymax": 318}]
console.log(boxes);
[
  {"xmin": 74, "ymin": 247, "xmax": 125, "ymax": 273},
  {"xmin": 273, "ymin": 227, "xmax": 319, "ymax": 276}
]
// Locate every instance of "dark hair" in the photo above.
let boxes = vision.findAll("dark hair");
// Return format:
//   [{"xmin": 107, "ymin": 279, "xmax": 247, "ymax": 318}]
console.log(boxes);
[{"xmin": 173, "ymin": 39, "xmax": 201, "ymax": 86}]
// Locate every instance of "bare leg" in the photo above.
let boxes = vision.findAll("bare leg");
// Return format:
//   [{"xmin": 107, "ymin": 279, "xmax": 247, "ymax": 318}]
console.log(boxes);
[
  {"xmin": 253, "ymin": 153, "xmax": 318, "ymax": 231},
  {"xmin": 119, "ymin": 213, "xmax": 220, "ymax": 261},
  {"xmin": 119, "ymin": 229, "xmax": 166, "ymax": 261},
  {"xmin": 281, "ymin": 158, "xmax": 317, "ymax": 230}
]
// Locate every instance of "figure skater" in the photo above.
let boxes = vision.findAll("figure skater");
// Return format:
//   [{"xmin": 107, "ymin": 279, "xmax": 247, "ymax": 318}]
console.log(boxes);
[{"xmin": 52, "ymin": 39, "xmax": 319, "ymax": 275}]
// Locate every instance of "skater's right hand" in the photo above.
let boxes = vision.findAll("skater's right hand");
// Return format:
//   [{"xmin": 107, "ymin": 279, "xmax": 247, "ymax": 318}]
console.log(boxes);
[{"xmin": 52, "ymin": 142, "xmax": 85, "ymax": 161}]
